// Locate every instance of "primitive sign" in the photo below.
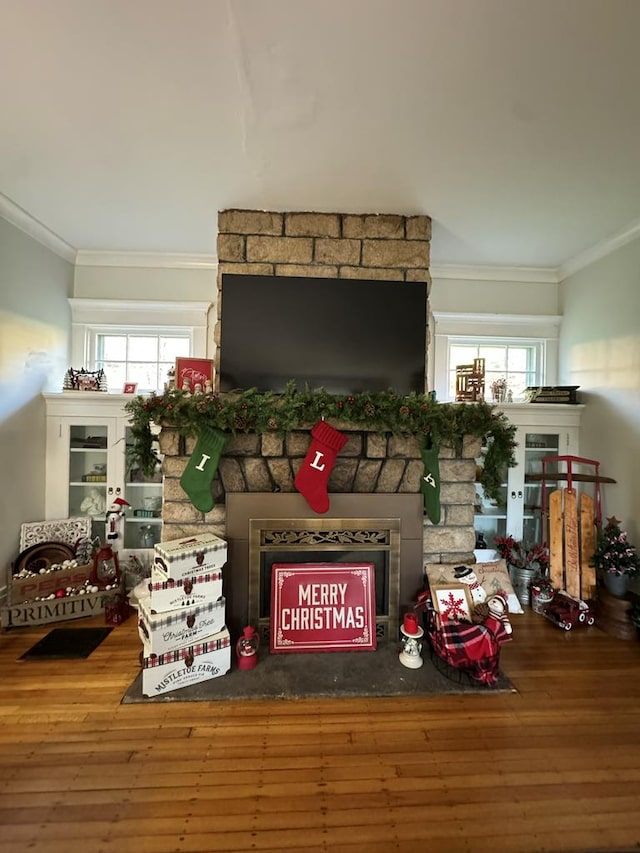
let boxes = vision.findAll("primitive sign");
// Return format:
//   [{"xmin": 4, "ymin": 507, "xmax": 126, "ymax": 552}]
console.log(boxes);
[{"xmin": 270, "ymin": 562, "xmax": 377, "ymax": 653}]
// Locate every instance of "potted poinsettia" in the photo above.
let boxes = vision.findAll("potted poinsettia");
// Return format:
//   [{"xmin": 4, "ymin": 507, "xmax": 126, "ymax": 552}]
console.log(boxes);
[
  {"xmin": 590, "ymin": 516, "xmax": 640, "ymax": 597},
  {"xmin": 494, "ymin": 535, "xmax": 549, "ymax": 573},
  {"xmin": 494, "ymin": 535, "xmax": 550, "ymax": 607}
]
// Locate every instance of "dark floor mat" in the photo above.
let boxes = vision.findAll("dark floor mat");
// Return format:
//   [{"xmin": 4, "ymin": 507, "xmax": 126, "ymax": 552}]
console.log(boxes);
[{"xmin": 20, "ymin": 627, "xmax": 113, "ymax": 660}]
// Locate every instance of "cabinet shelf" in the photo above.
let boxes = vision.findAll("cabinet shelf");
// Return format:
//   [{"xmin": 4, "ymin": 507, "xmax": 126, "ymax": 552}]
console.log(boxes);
[{"xmin": 70, "ymin": 481, "xmax": 107, "ymax": 488}]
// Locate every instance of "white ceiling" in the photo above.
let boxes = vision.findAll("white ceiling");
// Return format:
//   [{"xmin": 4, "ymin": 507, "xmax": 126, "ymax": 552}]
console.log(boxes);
[{"xmin": 2, "ymin": 0, "xmax": 640, "ymax": 275}]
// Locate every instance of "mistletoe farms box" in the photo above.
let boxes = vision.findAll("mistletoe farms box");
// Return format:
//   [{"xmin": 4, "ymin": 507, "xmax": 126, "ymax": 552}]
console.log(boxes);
[
  {"xmin": 138, "ymin": 594, "xmax": 227, "ymax": 656},
  {"xmin": 153, "ymin": 533, "xmax": 227, "ymax": 581},
  {"xmin": 141, "ymin": 627, "xmax": 231, "ymax": 697}
]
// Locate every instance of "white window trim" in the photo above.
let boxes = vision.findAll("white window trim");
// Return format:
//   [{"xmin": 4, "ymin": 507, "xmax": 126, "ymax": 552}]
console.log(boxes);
[
  {"xmin": 69, "ymin": 298, "xmax": 212, "ymax": 369},
  {"xmin": 429, "ymin": 311, "xmax": 561, "ymax": 401}
]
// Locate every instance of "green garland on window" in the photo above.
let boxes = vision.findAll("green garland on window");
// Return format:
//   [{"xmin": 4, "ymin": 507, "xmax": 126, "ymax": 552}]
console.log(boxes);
[{"xmin": 124, "ymin": 382, "xmax": 517, "ymax": 501}]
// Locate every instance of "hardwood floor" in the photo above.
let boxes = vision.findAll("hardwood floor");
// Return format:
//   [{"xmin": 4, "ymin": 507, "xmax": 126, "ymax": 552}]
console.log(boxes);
[{"xmin": 1, "ymin": 609, "xmax": 639, "ymax": 853}]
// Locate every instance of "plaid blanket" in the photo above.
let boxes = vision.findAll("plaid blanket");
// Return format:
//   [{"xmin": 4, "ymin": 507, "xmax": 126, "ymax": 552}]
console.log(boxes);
[{"xmin": 423, "ymin": 601, "xmax": 512, "ymax": 686}]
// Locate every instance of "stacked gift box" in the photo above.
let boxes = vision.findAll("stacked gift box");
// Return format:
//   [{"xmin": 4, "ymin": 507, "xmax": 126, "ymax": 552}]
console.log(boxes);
[{"xmin": 137, "ymin": 532, "xmax": 231, "ymax": 697}]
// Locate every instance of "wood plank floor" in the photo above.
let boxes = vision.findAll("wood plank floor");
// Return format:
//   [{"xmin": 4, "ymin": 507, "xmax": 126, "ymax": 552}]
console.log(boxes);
[{"xmin": 1, "ymin": 609, "xmax": 639, "ymax": 853}]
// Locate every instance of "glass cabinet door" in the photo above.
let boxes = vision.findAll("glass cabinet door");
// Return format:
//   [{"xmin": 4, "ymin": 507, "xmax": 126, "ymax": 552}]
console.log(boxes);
[
  {"xmin": 68, "ymin": 422, "xmax": 111, "ymax": 542},
  {"xmin": 473, "ymin": 438, "xmax": 508, "ymax": 550},
  {"xmin": 522, "ymin": 431, "xmax": 561, "ymax": 545},
  {"xmin": 122, "ymin": 425, "xmax": 163, "ymax": 550}
]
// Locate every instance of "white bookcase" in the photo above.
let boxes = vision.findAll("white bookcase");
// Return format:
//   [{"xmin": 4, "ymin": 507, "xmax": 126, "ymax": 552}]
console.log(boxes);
[
  {"xmin": 44, "ymin": 393, "xmax": 163, "ymax": 551},
  {"xmin": 474, "ymin": 403, "xmax": 584, "ymax": 549}
]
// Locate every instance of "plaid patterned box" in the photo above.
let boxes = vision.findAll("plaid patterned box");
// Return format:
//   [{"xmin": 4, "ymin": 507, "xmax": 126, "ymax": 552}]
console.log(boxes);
[
  {"xmin": 141, "ymin": 627, "xmax": 231, "ymax": 697},
  {"xmin": 138, "ymin": 594, "xmax": 226, "ymax": 656},
  {"xmin": 147, "ymin": 563, "xmax": 223, "ymax": 614},
  {"xmin": 153, "ymin": 533, "xmax": 227, "ymax": 582}
]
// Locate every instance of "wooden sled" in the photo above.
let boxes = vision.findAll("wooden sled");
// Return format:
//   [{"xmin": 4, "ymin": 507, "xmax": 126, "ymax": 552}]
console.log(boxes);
[{"xmin": 543, "ymin": 456, "xmax": 610, "ymax": 601}]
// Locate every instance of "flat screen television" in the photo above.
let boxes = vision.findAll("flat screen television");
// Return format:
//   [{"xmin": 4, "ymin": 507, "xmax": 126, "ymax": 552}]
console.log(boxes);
[{"xmin": 218, "ymin": 274, "xmax": 427, "ymax": 395}]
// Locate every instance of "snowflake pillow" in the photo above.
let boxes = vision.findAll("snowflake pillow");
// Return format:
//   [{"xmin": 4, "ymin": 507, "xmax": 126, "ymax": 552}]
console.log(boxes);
[{"xmin": 424, "ymin": 560, "xmax": 524, "ymax": 615}]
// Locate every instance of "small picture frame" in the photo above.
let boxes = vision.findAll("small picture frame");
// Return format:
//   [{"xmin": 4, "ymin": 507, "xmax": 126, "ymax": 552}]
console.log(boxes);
[
  {"xmin": 122, "ymin": 382, "xmax": 138, "ymax": 395},
  {"xmin": 175, "ymin": 357, "xmax": 214, "ymax": 395},
  {"xmin": 431, "ymin": 583, "xmax": 473, "ymax": 622}
]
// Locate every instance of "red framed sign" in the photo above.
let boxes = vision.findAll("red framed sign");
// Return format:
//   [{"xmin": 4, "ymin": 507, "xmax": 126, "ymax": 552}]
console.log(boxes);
[
  {"xmin": 270, "ymin": 563, "xmax": 377, "ymax": 653},
  {"xmin": 175, "ymin": 357, "xmax": 214, "ymax": 394}
]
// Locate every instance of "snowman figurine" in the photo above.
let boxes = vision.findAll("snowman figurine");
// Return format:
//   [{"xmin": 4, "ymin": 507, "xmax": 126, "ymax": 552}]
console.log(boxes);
[
  {"xmin": 486, "ymin": 592, "xmax": 513, "ymax": 635},
  {"xmin": 454, "ymin": 565, "xmax": 487, "ymax": 605},
  {"xmin": 105, "ymin": 497, "xmax": 130, "ymax": 553}
]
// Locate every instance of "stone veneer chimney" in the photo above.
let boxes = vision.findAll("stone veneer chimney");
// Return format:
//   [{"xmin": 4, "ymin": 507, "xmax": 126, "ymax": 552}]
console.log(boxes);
[{"xmin": 160, "ymin": 210, "xmax": 479, "ymax": 626}]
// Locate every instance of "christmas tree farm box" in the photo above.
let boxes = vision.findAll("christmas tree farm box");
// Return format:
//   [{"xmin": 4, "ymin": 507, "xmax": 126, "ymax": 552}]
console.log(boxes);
[{"xmin": 153, "ymin": 533, "xmax": 227, "ymax": 582}]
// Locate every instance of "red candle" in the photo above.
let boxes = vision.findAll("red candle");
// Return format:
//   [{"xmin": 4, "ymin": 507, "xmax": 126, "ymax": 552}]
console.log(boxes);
[{"xmin": 403, "ymin": 612, "xmax": 419, "ymax": 634}]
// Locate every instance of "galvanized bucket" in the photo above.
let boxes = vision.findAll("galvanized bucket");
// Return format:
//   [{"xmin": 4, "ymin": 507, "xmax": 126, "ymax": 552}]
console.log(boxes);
[{"xmin": 508, "ymin": 565, "xmax": 538, "ymax": 607}]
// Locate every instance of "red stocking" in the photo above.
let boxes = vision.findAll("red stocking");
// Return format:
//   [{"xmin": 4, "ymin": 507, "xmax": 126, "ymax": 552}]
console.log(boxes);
[{"xmin": 294, "ymin": 420, "xmax": 347, "ymax": 514}]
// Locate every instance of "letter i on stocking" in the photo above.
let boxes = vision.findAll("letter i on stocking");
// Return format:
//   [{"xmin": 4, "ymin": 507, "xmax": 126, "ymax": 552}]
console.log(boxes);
[{"xmin": 294, "ymin": 420, "xmax": 347, "ymax": 514}]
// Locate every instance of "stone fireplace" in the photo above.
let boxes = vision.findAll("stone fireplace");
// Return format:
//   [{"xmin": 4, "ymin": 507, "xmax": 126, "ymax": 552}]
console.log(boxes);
[{"xmin": 159, "ymin": 209, "xmax": 479, "ymax": 637}]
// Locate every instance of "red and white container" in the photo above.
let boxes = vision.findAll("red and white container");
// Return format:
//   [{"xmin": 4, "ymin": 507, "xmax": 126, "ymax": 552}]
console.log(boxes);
[
  {"xmin": 141, "ymin": 627, "xmax": 231, "ymax": 697},
  {"xmin": 146, "ymin": 563, "xmax": 223, "ymax": 613},
  {"xmin": 153, "ymin": 533, "xmax": 227, "ymax": 582},
  {"xmin": 138, "ymin": 594, "xmax": 226, "ymax": 656}
]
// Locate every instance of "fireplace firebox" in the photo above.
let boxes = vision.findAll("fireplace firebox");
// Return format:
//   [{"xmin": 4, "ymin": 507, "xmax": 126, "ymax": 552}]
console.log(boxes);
[{"xmin": 224, "ymin": 493, "xmax": 424, "ymax": 640}]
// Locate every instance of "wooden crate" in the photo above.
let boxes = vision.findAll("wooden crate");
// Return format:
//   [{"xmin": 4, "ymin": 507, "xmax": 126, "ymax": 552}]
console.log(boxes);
[
  {"xmin": 2, "ymin": 591, "xmax": 109, "ymax": 629},
  {"xmin": 10, "ymin": 563, "xmax": 93, "ymax": 605}
]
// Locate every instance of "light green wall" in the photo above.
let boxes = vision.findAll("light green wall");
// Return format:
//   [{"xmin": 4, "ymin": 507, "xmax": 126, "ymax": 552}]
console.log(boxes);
[
  {"xmin": 0, "ymin": 218, "xmax": 74, "ymax": 588},
  {"xmin": 430, "ymin": 275, "xmax": 560, "ymax": 315},
  {"xmin": 73, "ymin": 264, "xmax": 216, "ymax": 301},
  {"xmin": 559, "ymin": 238, "xmax": 640, "ymax": 543}
]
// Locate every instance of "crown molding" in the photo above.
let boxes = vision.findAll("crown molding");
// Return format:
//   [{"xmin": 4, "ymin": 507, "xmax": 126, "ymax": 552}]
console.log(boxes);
[
  {"xmin": 430, "ymin": 262, "xmax": 559, "ymax": 283},
  {"xmin": 0, "ymin": 193, "xmax": 76, "ymax": 263},
  {"xmin": 75, "ymin": 251, "xmax": 218, "ymax": 269},
  {"xmin": 558, "ymin": 218, "xmax": 640, "ymax": 281}
]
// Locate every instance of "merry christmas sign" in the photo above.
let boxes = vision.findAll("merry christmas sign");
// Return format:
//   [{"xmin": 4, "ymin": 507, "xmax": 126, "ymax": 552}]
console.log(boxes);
[{"xmin": 270, "ymin": 563, "xmax": 377, "ymax": 653}]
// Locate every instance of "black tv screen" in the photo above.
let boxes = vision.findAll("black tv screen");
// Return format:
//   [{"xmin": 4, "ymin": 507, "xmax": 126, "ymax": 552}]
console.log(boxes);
[{"xmin": 219, "ymin": 274, "xmax": 427, "ymax": 395}]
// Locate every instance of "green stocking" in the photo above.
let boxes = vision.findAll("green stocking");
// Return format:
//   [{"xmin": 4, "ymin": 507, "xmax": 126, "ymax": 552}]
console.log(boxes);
[
  {"xmin": 180, "ymin": 427, "xmax": 228, "ymax": 512},
  {"xmin": 420, "ymin": 438, "xmax": 441, "ymax": 524}
]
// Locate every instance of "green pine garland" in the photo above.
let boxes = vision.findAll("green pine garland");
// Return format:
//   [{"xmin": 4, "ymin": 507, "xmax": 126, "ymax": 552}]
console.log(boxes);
[{"xmin": 125, "ymin": 381, "xmax": 517, "ymax": 501}]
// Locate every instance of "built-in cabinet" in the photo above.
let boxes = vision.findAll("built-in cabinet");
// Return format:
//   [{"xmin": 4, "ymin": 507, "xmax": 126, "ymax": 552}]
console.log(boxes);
[
  {"xmin": 474, "ymin": 403, "xmax": 584, "ymax": 549},
  {"xmin": 44, "ymin": 393, "xmax": 163, "ymax": 550}
]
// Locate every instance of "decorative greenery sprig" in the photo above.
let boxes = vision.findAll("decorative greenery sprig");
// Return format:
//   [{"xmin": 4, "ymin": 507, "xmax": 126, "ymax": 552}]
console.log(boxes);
[
  {"xmin": 494, "ymin": 535, "xmax": 550, "ymax": 572},
  {"xmin": 124, "ymin": 382, "xmax": 517, "ymax": 500}
]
